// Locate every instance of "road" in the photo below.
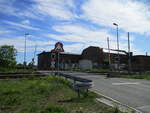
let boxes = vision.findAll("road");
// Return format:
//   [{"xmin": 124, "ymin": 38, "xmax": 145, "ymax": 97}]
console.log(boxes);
[{"xmin": 61, "ymin": 72, "xmax": 150, "ymax": 113}]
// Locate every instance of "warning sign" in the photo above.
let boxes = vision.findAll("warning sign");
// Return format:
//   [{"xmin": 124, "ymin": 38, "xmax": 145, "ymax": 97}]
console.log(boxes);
[{"xmin": 51, "ymin": 42, "xmax": 64, "ymax": 52}]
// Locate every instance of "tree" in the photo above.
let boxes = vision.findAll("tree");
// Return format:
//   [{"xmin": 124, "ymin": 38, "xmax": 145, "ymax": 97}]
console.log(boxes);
[{"xmin": 0, "ymin": 45, "xmax": 17, "ymax": 68}]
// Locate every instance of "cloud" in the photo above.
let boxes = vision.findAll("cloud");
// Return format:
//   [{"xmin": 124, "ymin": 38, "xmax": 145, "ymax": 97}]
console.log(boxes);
[
  {"xmin": 81, "ymin": 0, "xmax": 150, "ymax": 34},
  {"xmin": 0, "ymin": 36, "xmax": 56, "ymax": 52},
  {"xmin": 46, "ymin": 24, "xmax": 134, "ymax": 54},
  {"xmin": 32, "ymin": 0, "xmax": 76, "ymax": 20},
  {"xmin": 118, "ymin": 32, "xmax": 135, "ymax": 41},
  {"xmin": 51, "ymin": 24, "xmax": 115, "ymax": 43},
  {"xmin": 3, "ymin": 20, "xmax": 40, "ymax": 30},
  {"xmin": 0, "ymin": 0, "xmax": 147, "ymax": 56},
  {"xmin": 0, "ymin": 0, "xmax": 77, "ymax": 20},
  {"xmin": 0, "ymin": 0, "xmax": 41, "ymax": 20},
  {"xmin": 0, "ymin": 30, "xmax": 12, "ymax": 34},
  {"xmin": 63, "ymin": 43, "xmax": 85, "ymax": 53},
  {"xmin": 21, "ymin": 20, "xmax": 30, "ymax": 25},
  {"xmin": 49, "ymin": 23, "xmax": 145, "ymax": 55},
  {"xmin": 0, "ymin": 0, "xmax": 18, "ymax": 16}
]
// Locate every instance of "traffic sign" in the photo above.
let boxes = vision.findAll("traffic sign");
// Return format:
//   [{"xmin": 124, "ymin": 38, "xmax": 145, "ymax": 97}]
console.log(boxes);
[{"xmin": 52, "ymin": 42, "xmax": 64, "ymax": 52}]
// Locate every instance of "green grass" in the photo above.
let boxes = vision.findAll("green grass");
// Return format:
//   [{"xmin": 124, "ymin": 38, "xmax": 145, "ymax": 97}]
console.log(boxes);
[
  {"xmin": 0, "ymin": 67, "xmax": 33, "ymax": 73},
  {"xmin": 118, "ymin": 74, "xmax": 150, "ymax": 80},
  {"xmin": 0, "ymin": 76, "xmax": 123, "ymax": 113},
  {"xmin": 73, "ymin": 68, "xmax": 108, "ymax": 73},
  {"xmin": 88, "ymin": 68, "xmax": 108, "ymax": 73},
  {"xmin": 108, "ymin": 73, "xmax": 150, "ymax": 80}
]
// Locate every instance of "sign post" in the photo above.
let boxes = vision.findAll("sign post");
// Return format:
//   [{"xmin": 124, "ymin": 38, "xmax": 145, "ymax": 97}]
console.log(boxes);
[
  {"xmin": 51, "ymin": 52, "xmax": 56, "ymax": 75},
  {"xmin": 51, "ymin": 42, "xmax": 64, "ymax": 74}
]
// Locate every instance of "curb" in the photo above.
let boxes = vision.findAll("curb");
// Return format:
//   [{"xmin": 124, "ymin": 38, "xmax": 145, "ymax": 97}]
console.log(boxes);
[{"xmin": 91, "ymin": 89, "xmax": 143, "ymax": 113}]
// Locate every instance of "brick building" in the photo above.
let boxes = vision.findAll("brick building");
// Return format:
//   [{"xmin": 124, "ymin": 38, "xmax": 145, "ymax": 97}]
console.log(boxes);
[
  {"xmin": 81, "ymin": 46, "xmax": 104, "ymax": 68},
  {"xmin": 132, "ymin": 55, "xmax": 150, "ymax": 71},
  {"xmin": 38, "ymin": 51, "xmax": 81, "ymax": 70},
  {"xmin": 38, "ymin": 42, "xmax": 150, "ymax": 71}
]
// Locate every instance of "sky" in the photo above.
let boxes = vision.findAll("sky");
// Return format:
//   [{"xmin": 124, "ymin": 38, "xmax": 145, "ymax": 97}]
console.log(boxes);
[{"xmin": 1, "ymin": 0, "xmax": 150, "ymax": 64}]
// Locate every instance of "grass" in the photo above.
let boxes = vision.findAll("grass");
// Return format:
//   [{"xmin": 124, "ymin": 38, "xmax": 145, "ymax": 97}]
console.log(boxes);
[
  {"xmin": 0, "ymin": 76, "xmax": 124, "ymax": 113},
  {"xmin": 73, "ymin": 68, "xmax": 108, "ymax": 73},
  {"xmin": 0, "ymin": 67, "xmax": 33, "ymax": 73},
  {"xmin": 112, "ymin": 74, "xmax": 150, "ymax": 80}
]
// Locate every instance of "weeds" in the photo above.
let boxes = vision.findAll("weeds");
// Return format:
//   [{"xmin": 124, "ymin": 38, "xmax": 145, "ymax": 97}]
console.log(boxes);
[{"xmin": 0, "ymin": 76, "xmax": 122, "ymax": 113}]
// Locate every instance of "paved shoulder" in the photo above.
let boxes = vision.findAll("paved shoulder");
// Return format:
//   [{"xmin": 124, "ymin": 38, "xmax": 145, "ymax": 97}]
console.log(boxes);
[{"xmin": 65, "ymin": 72, "xmax": 150, "ymax": 113}]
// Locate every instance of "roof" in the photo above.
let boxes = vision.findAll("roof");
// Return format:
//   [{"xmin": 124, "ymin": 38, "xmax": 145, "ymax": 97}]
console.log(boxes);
[
  {"xmin": 60, "ymin": 52, "xmax": 81, "ymax": 55},
  {"xmin": 37, "ymin": 51, "xmax": 81, "ymax": 56},
  {"xmin": 85, "ymin": 46, "xmax": 102, "ymax": 49},
  {"xmin": 134, "ymin": 55, "xmax": 150, "ymax": 57},
  {"xmin": 37, "ymin": 51, "xmax": 50, "ymax": 55}
]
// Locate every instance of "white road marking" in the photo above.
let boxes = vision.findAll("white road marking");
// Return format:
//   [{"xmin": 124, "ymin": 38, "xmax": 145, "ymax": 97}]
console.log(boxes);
[
  {"xmin": 112, "ymin": 82, "xmax": 140, "ymax": 85},
  {"xmin": 91, "ymin": 89, "xmax": 143, "ymax": 113},
  {"xmin": 96, "ymin": 98, "xmax": 114, "ymax": 107}
]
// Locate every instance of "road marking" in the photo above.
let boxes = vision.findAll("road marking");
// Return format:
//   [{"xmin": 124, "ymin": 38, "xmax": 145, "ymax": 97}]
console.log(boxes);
[
  {"xmin": 91, "ymin": 89, "xmax": 142, "ymax": 113},
  {"xmin": 96, "ymin": 98, "xmax": 114, "ymax": 107},
  {"xmin": 112, "ymin": 82, "xmax": 140, "ymax": 85}
]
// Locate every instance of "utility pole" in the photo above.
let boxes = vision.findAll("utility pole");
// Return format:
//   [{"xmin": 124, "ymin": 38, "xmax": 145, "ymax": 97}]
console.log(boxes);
[
  {"xmin": 113, "ymin": 23, "xmax": 120, "ymax": 72},
  {"xmin": 57, "ymin": 52, "xmax": 60, "ymax": 74},
  {"xmin": 33, "ymin": 44, "xmax": 37, "ymax": 66},
  {"xmin": 146, "ymin": 52, "xmax": 148, "ymax": 56},
  {"xmin": 128, "ymin": 32, "xmax": 131, "ymax": 74},
  {"xmin": 107, "ymin": 37, "xmax": 111, "ymax": 71},
  {"xmin": 24, "ymin": 33, "xmax": 30, "ymax": 68}
]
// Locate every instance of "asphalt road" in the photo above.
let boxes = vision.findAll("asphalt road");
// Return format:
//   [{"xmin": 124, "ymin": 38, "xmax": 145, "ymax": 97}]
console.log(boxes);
[{"xmin": 62, "ymin": 72, "xmax": 150, "ymax": 113}]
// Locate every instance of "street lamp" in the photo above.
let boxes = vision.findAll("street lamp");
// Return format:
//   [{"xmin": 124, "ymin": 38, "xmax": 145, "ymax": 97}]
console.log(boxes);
[
  {"xmin": 128, "ymin": 32, "xmax": 132, "ymax": 74},
  {"xmin": 24, "ymin": 33, "xmax": 30, "ymax": 68},
  {"xmin": 113, "ymin": 23, "xmax": 120, "ymax": 71},
  {"xmin": 107, "ymin": 37, "xmax": 111, "ymax": 72}
]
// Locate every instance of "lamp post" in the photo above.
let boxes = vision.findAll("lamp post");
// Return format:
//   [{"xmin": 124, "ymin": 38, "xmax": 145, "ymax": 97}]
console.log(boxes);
[
  {"xmin": 107, "ymin": 37, "xmax": 111, "ymax": 72},
  {"xmin": 24, "ymin": 33, "xmax": 30, "ymax": 68},
  {"xmin": 128, "ymin": 32, "xmax": 132, "ymax": 74},
  {"xmin": 113, "ymin": 23, "xmax": 120, "ymax": 71},
  {"xmin": 33, "ymin": 44, "xmax": 37, "ymax": 64}
]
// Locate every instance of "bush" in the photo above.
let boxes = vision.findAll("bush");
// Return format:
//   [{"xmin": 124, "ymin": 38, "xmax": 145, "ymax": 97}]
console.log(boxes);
[{"xmin": 0, "ymin": 45, "xmax": 17, "ymax": 68}]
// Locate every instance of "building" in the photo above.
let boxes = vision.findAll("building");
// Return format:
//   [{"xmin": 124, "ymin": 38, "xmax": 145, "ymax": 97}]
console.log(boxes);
[
  {"xmin": 38, "ymin": 42, "xmax": 127, "ymax": 70},
  {"xmin": 38, "ymin": 42, "xmax": 150, "ymax": 71},
  {"xmin": 132, "ymin": 55, "xmax": 150, "ymax": 71},
  {"xmin": 38, "ymin": 51, "xmax": 81, "ymax": 70},
  {"xmin": 81, "ymin": 46, "xmax": 104, "ymax": 68}
]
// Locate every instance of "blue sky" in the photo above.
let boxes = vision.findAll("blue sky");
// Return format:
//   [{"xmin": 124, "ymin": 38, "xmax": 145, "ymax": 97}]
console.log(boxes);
[{"xmin": 1, "ymin": 0, "xmax": 150, "ymax": 64}]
